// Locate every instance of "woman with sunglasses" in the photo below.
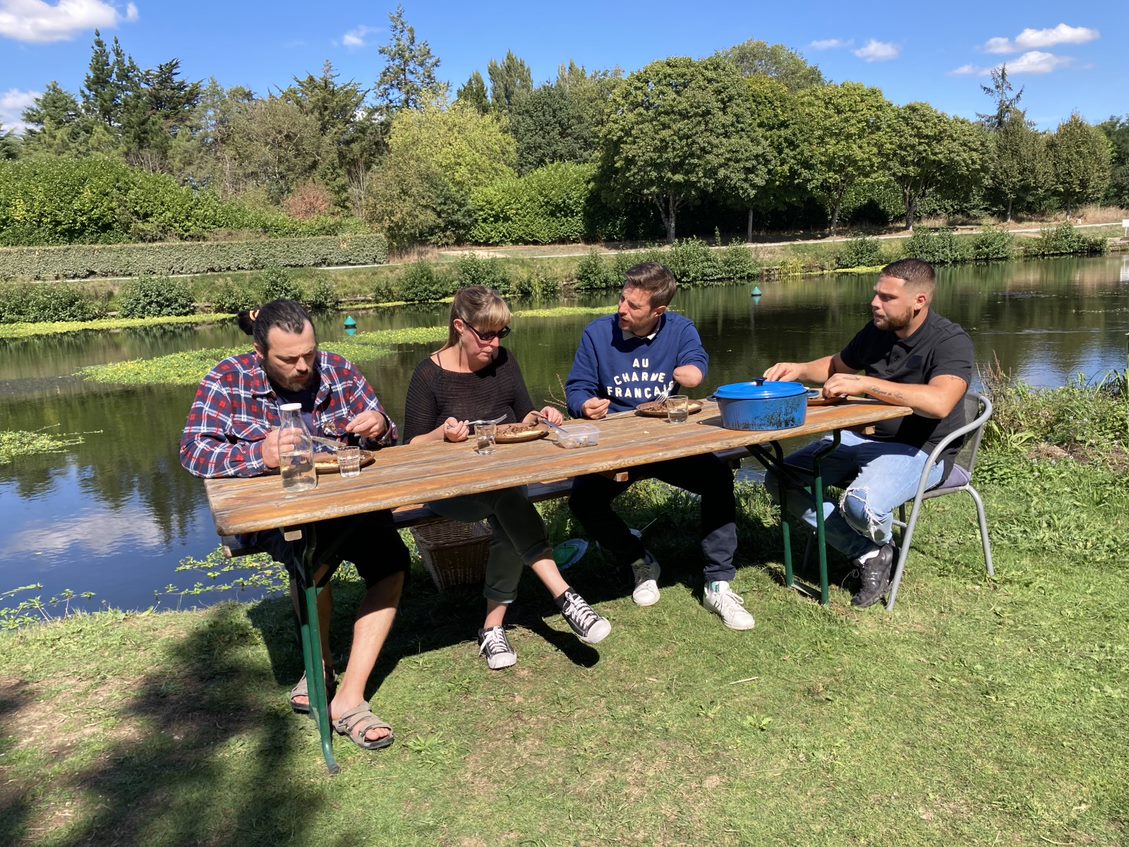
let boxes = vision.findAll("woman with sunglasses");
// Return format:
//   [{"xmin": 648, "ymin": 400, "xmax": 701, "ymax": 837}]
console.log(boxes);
[{"xmin": 404, "ymin": 286, "xmax": 611, "ymax": 669}]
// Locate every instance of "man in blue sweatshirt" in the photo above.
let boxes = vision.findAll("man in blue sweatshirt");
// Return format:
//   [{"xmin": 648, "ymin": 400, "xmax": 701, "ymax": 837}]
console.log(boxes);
[{"xmin": 565, "ymin": 262, "xmax": 754, "ymax": 630}]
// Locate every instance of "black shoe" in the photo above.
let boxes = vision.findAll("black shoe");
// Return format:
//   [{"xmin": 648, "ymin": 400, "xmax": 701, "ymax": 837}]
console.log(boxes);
[
  {"xmin": 851, "ymin": 544, "xmax": 895, "ymax": 609},
  {"xmin": 557, "ymin": 589, "xmax": 612, "ymax": 645}
]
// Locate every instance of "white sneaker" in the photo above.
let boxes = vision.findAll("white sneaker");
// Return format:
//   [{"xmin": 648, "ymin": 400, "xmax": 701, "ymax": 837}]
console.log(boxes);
[
  {"xmin": 630, "ymin": 551, "xmax": 661, "ymax": 607},
  {"xmin": 703, "ymin": 581, "xmax": 755, "ymax": 630},
  {"xmin": 478, "ymin": 626, "xmax": 517, "ymax": 670}
]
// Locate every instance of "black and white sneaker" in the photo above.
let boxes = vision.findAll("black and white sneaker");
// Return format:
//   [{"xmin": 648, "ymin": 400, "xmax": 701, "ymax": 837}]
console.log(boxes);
[
  {"xmin": 478, "ymin": 626, "xmax": 517, "ymax": 670},
  {"xmin": 557, "ymin": 589, "xmax": 612, "ymax": 645}
]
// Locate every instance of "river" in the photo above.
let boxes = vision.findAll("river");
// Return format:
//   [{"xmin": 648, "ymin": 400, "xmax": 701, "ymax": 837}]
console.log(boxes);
[{"xmin": 2, "ymin": 255, "xmax": 1127, "ymax": 612}]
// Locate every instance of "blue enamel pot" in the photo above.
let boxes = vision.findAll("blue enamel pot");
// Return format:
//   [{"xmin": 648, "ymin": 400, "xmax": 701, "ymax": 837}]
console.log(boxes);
[{"xmin": 710, "ymin": 379, "xmax": 818, "ymax": 431}]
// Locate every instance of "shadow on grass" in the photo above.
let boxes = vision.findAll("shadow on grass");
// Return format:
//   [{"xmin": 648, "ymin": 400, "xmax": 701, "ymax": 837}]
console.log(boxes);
[
  {"xmin": 0, "ymin": 678, "xmax": 34, "ymax": 844},
  {"xmin": 32, "ymin": 605, "xmax": 325, "ymax": 846}
]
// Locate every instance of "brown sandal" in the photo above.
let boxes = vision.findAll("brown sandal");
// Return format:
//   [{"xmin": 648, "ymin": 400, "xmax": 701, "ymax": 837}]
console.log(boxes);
[
  {"xmin": 331, "ymin": 703, "xmax": 395, "ymax": 750},
  {"xmin": 288, "ymin": 670, "xmax": 337, "ymax": 714}
]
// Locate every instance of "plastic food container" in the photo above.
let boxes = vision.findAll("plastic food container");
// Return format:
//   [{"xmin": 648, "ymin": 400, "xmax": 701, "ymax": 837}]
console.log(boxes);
[
  {"xmin": 555, "ymin": 423, "xmax": 600, "ymax": 448},
  {"xmin": 711, "ymin": 379, "xmax": 818, "ymax": 431}
]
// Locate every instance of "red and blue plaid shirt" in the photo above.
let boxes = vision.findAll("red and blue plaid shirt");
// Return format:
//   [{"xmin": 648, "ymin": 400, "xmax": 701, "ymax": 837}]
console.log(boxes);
[{"xmin": 180, "ymin": 349, "xmax": 398, "ymax": 478}]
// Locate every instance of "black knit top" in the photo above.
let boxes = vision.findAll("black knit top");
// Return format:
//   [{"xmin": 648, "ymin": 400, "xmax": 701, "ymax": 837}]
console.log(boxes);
[{"xmin": 403, "ymin": 348, "xmax": 535, "ymax": 442}]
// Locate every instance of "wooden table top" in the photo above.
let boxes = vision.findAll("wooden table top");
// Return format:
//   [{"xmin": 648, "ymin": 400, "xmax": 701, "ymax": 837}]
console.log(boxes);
[{"xmin": 204, "ymin": 399, "xmax": 911, "ymax": 536}]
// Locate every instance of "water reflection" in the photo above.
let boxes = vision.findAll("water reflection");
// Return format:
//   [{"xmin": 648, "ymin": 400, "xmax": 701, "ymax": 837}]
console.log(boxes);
[{"xmin": 1, "ymin": 255, "xmax": 1127, "ymax": 611}]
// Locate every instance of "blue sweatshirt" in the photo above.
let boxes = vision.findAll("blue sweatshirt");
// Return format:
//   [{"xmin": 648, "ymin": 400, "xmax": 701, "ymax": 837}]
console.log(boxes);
[{"xmin": 565, "ymin": 312, "xmax": 709, "ymax": 417}]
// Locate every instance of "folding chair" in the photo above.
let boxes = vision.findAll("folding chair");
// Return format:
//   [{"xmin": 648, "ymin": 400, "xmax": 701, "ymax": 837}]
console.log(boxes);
[{"xmin": 885, "ymin": 390, "xmax": 995, "ymax": 610}]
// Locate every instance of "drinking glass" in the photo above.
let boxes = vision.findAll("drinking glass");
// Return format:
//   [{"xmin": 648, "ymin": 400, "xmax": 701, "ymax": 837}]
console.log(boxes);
[
  {"xmin": 667, "ymin": 395, "xmax": 690, "ymax": 424},
  {"xmin": 474, "ymin": 422, "xmax": 497, "ymax": 455},
  {"xmin": 337, "ymin": 445, "xmax": 362, "ymax": 477}
]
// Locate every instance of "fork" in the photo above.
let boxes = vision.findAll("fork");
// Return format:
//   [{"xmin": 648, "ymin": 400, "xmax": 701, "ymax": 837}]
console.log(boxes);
[{"xmin": 654, "ymin": 383, "xmax": 672, "ymax": 404}]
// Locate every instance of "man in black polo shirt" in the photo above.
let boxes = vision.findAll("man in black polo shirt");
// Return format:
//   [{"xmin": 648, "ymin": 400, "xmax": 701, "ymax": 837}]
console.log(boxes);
[{"xmin": 763, "ymin": 258, "xmax": 973, "ymax": 607}]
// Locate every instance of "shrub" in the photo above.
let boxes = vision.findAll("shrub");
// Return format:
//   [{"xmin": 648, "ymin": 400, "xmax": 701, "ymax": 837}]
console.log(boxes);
[
  {"xmin": 0, "ymin": 282, "xmax": 108, "ymax": 323},
  {"xmin": 574, "ymin": 251, "xmax": 615, "ymax": 291},
  {"xmin": 470, "ymin": 163, "xmax": 594, "ymax": 245},
  {"xmin": 453, "ymin": 255, "xmax": 512, "ymax": 295},
  {"xmin": 717, "ymin": 245, "xmax": 759, "ymax": 281},
  {"xmin": 117, "ymin": 277, "xmax": 196, "ymax": 318},
  {"xmin": 0, "ymin": 234, "xmax": 389, "ymax": 280},
  {"xmin": 1021, "ymin": 222, "xmax": 1108, "ymax": 257},
  {"xmin": 400, "ymin": 261, "xmax": 453, "ymax": 302},
  {"xmin": 307, "ymin": 277, "xmax": 340, "ymax": 312},
  {"xmin": 902, "ymin": 228, "xmax": 967, "ymax": 265},
  {"xmin": 283, "ymin": 182, "xmax": 335, "ymax": 221},
  {"xmin": 666, "ymin": 239, "xmax": 724, "ymax": 284},
  {"xmin": 968, "ymin": 226, "xmax": 1016, "ymax": 261},
  {"xmin": 836, "ymin": 236, "xmax": 884, "ymax": 269},
  {"xmin": 259, "ymin": 266, "xmax": 303, "ymax": 303},
  {"xmin": 206, "ymin": 279, "xmax": 260, "ymax": 315}
]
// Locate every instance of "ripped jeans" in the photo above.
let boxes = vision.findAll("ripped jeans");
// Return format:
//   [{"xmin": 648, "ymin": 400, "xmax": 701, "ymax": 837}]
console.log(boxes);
[{"xmin": 765, "ymin": 431, "xmax": 943, "ymax": 561}]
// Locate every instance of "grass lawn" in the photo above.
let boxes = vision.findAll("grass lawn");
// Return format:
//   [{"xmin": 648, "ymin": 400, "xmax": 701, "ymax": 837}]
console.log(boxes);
[{"xmin": 0, "ymin": 451, "xmax": 1126, "ymax": 846}]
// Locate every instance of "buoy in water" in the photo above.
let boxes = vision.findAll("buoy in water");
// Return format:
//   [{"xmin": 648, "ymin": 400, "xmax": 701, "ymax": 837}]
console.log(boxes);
[{"xmin": 751, "ymin": 286, "xmax": 762, "ymax": 297}]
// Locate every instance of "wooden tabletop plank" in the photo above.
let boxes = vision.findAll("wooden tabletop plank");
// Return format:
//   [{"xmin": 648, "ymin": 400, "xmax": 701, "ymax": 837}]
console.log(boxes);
[{"xmin": 204, "ymin": 400, "xmax": 911, "ymax": 536}]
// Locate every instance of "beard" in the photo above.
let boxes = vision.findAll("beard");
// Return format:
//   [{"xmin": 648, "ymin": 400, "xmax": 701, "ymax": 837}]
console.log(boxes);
[{"xmin": 263, "ymin": 360, "xmax": 314, "ymax": 393}]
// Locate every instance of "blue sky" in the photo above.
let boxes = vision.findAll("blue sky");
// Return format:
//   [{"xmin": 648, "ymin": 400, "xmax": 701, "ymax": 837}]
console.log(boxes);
[{"xmin": 1, "ymin": 1, "xmax": 1126, "ymax": 134}]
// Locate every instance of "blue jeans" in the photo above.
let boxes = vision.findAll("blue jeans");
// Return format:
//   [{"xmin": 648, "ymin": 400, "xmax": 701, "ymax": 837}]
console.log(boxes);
[{"xmin": 765, "ymin": 431, "xmax": 943, "ymax": 561}]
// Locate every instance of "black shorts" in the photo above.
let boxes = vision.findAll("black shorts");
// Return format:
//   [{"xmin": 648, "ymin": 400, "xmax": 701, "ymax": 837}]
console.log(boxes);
[{"xmin": 241, "ymin": 511, "xmax": 410, "ymax": 589}]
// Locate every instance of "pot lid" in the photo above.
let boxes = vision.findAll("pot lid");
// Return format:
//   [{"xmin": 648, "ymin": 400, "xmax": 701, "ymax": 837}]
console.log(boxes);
[{"xmin": 714, "ymin": 379, "xmax": 807, "ymax": 400}]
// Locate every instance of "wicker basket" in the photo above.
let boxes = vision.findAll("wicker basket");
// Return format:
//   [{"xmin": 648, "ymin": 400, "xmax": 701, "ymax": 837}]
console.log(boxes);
[{"xmin": 411, "ymin": 520, "xmax": 492, "ymax": 590}]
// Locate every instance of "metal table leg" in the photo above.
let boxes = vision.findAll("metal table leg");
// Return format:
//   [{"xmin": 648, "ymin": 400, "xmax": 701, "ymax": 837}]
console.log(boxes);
[
  {"xmin": 810, "ymin": 432, "xmax": 842, "ymax": 607},
  {"xmin": 295, "ymin": 524, "xmax": 340, "ymax": 775}
]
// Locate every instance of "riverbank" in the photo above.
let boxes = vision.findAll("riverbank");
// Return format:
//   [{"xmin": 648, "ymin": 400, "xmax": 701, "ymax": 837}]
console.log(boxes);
[{"xmin": 1, "ymin": 379, "xmax": 1127, "ymax": 846}]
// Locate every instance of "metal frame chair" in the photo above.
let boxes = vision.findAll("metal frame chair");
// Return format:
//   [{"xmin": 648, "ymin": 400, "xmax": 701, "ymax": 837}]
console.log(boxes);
[{"xmin": 885, "ymin": 390, "xmax": 995, "ymax": 610}]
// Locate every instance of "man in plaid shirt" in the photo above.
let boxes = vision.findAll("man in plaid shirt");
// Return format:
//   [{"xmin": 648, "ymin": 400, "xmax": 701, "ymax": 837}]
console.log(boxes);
[{"xmin": 180, "ymin": 299, "xmax": 408, "ymax": 751}]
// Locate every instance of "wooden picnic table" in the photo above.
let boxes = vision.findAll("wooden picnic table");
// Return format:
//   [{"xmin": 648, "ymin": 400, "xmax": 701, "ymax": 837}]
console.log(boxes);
[{"xmin": 203, "ymin": 398, "xmax": 911, "ymax": 772}]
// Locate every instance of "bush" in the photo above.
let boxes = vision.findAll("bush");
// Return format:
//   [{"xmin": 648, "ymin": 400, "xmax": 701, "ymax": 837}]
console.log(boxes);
[
  {"xmin": 0, "ymin": 282, "xmax": 108, "ymax": 323},
  {"xmin": 259, "ymin": 266, "xmax": 303, "ymax": 303},
  {"xmin": 470, "ymin": 163, "xmax": 595, "ymax": 245},
  {"xmin": 117, "ymin": 277, "xmax": 196, "ymax": 318},
  {"xmin": 205, "ymin": 279, "xmax": 260, "ymax": 315},
  {"xmin": 836, "ymin": 236, "xmax": 884, "ymax": 269},
  {"xmin": 968, "ymin": 226, "xmax": 1016, "ymax": 261},
  {"xmin": 666, "ymin": 239, "xmax": 724, "ymax": 283},
  {"xmin": 307, "ymin": 277, "xmax": 339, "ymax": 312},
  {"xmin": 400, "ymin": 261, "xmax": 454, "ymax": 302},
  {"xmin": 0, "ymin": 234, "xmax": 389, "ymax": 280},
  {"xmin": 0, "ymin": 156, "xmax": 352, "ymax": 247},
  {"xmin": 453, "ymin": 255, "xmax": 512, "ymax": 295},
  {"xmin": 902, "ymin": 228, "xmax": 968, "ymax": 265},
  {"xmin": 573, "ymin": 250, "xmax": 618, "ymax": 291},
  {"xmin": 1021, "ymin": 222, "xmax": 1108, "ymax": 257},
  {"xmin": 717, "ymin": 245, "xmax": 759, "ymax": 281}
]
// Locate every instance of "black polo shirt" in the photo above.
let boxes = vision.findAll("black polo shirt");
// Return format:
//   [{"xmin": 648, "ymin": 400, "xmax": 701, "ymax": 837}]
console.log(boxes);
[{"xmin": 839, "ymin": 309, "xmax": 973, "ymax": 472}]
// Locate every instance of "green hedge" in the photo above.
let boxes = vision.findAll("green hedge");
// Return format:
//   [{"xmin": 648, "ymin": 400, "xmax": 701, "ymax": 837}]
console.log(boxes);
[
  {"xmin": 0, "ymin": 282, "xmax": 108, "ymax": 323},
  {"xmin": 0, "ymin": 234, "xmax": 389, "ymax": 281},
  {"xmin": 469, "ymin": 163, "xmax": 594, "ymax": 245}
]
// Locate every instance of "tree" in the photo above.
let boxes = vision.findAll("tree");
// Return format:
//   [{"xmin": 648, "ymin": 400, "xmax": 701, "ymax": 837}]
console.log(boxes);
[
  {"xmin": 374, "ymin": 4, "xmax": 443, "ymax": 116},
  {"xmin": 283, "ymin": 61, "xmax": 375, "ymax": 211},
  {"xmin": 168, "ymin": 79, "xmax": 255, "ymax": 196},
  {"xmin": 888, "ymin": 103, "xmax": 989, "ymax": 229},
  {"xmin": 20, "ymin": 82, "xmax": 87, "ymax": 155},
  {"xmin": 731, "ymin": 75, "xmax": 792, "ymax": 240},
  {"xmin": 81, "ymin": 30, "xmax": 120, "ymax": 128},
  {"xmin": 1047, "ymin": 114, "xmax": 1113, "ymax": 215},
  {"xmin": 487, "ymin": 51, "xmax": 533, "ymax": 116},
  {"xmin": 713, "ymin": 39, "xmax": 825, "ymax": 91},
  {"xmin": 793, "ymin": 82, "xmax": 896, "ymax": 231},
  {"xmin": 228, "ymin": 97, "xmax": 325, "ymax": 203},
  {"xmin": 455, "ymin": 71, "xmax": 490, "ymax": 114},
  {"xmin": 0, "ymin": 123, "xmax": 18, "ymax": 160},
  {"xmin": 365, "ymin": 103, "xmax": 516, "ymax": 246},
  {"xmin": 990, "ymin": 112, "xmax": 1047, "ymax": 221},
  {"xmin": 599, "ymin": 57, "xmax": 763, "ymax": 242},
  {"xmin": 977, "ymin": 65, "xmax": 1023, "ymax": 130},
  {"xmin": 508, "ymin": 65, "xmax": 616, "ymax": 173},
  {"xmin": 1097, "ymin": 115, "xmax": 1129, "ymax": 207}
]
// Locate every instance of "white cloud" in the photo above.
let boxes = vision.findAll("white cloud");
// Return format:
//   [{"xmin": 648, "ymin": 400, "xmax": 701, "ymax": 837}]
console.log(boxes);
[
  {"xmin": 1007, "ymin": 50, "xmax": 1072, "ymax": 74},
  {"xmin": 809, "ymin": 38, "xmax": 850, "ymax": 50},
  {"xmin": 0, "ymin": 0, "xmax": 137, "ymax": 43},
  {"xmin": 0, "ymin": 88, "xmax": 40, "ymax": 133},
  {"xmin": 982, "ymin": 22, "xmax": 1099, "ymax": 54},
  {"xmin": 342, "ymin": 23, "xmax": 379, "ymax": 49},
  {"xmin": 853, "ymin": 39, "xmax": 899, "ymax": 62},
  {"xmin": 948, "ymin": 63, "xmax": 988, "ymax": 76}
]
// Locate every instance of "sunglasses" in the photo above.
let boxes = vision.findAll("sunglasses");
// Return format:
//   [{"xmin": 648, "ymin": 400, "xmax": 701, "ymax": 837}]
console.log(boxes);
[{"xmin": 464, "ymin": 322, "xmax": 511, "ymax": 342}]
